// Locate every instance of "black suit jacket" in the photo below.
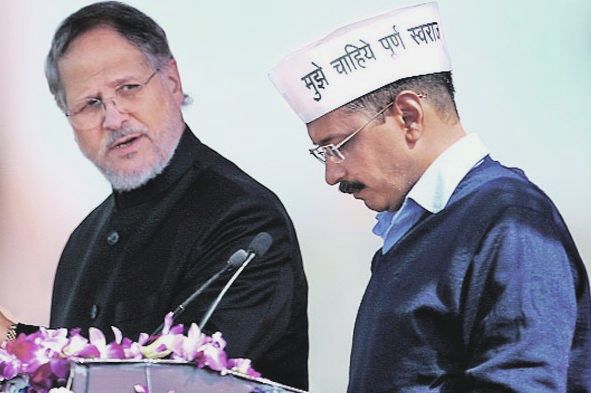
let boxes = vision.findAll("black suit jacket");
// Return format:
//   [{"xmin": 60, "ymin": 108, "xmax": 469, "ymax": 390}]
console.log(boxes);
[{"xmin": 49, "ymin": 127, "xmax": 309, "ymax": 388}]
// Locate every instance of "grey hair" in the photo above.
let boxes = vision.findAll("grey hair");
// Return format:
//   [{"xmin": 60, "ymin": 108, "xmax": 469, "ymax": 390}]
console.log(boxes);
[
  {"xmin": 45, "ymin": 1, "xmax": 190, "ymax": 112},
  {"xmin": 343, "ymin": 71, "xmax": 459, "ymax": 124}
]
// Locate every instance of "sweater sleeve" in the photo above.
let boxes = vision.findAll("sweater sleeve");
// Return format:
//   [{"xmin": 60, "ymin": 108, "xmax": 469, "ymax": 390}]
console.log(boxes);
[{"xmin": 460, "ymin": 206, "xmax": 578, "ymax": 392}]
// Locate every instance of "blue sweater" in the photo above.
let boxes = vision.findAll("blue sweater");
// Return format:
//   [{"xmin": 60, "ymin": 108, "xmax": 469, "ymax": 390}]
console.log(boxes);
[{"xmin": 348, "ymin": 157, "xmax": 591, "ymax": 392}]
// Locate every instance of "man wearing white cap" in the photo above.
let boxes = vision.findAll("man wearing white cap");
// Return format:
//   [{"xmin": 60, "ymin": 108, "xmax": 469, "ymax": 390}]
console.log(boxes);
[{"xmin": 270, "ymin": 2, "xmax": 590, "ymax": 392}]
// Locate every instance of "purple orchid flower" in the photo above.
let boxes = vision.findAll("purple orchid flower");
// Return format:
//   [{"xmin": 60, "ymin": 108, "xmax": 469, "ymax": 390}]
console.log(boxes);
[
  {"xmin": 0, "ymin": 349, "xmax": 20, "ymax": 381},
  {"xmin": 227, "ymin": 358, "xmax": 262, "ymax": 378},
  {"xmin": 0, "ymin": 314, "xmax": 260, "ymax": 393}
]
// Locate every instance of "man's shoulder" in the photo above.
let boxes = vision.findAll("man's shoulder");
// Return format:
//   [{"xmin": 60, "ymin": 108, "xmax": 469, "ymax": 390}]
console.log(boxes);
[
  {"xmin": 59, "ymin": 194, "xmax": 115, "ymax": 254},
  {"xmin": 74, "ymin": 194, "xmax": 115, "ymax": 229},
  {"xmin": 188, "ymin": 142, "xmax": 284, "ymax": 210},
  {"xmin": 451, "ymin": 157, "xmax": 556, "ymax": 216}
]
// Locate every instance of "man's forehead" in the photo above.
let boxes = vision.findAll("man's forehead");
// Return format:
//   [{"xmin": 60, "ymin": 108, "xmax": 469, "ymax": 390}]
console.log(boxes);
[{"xmin": 58, "ymin": 27, "xmax": 150, "ymax": 87}]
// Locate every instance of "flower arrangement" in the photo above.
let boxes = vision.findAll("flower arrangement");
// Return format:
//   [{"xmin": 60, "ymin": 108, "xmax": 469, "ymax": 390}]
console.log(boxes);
[{"xmin": 0, "ymin": 313, "xmax": 260, "ymax": 393}]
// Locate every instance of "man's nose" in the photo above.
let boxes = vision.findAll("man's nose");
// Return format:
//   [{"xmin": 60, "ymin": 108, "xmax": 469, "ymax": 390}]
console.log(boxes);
[
  {"xmin": 102, "ymin": 100, "xmax": 129, "ymax": 130},
  {"xmin": 325, "ymin": 159, "xmax": 346, "ymax": 185}
]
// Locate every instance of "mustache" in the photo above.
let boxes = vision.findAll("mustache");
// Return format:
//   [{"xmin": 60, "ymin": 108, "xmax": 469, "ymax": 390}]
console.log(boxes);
[
  {"xmin": 339, "ymin": 181, "xmax": 366, "ymax": 194},
  {"xmin": 103, "ymin": 125, "xmax": 149, "ymax": 149}
]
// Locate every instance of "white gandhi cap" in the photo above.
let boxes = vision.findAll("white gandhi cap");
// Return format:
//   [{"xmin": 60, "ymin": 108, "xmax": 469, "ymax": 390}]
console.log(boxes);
[{"xmin": 269, "ymin": 2, "xmax": 452, "ymax": 123}]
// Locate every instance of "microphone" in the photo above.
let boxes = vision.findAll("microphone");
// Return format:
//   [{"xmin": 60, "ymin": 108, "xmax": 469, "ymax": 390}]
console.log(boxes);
[
  {"xmin": 150, "ymin": 248, "xmax": 248, "ymax": 337},
  {"xmin": 248, "ymin": 231, "xmax": 272, "ymax": 257},
  {"xmin": 198, "ymin": 232, "xmax": 273, "ymax": 330}
]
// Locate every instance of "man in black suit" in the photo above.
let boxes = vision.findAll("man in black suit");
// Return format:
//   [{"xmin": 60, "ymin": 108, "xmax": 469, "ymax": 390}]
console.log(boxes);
[{"xmin": 0, "ymin": 2, "xmax": 308, "ymax": 388}]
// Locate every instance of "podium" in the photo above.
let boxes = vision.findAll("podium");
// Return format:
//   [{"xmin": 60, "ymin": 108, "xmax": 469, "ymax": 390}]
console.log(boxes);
[{"xmin": 68, "ymin": 359, "xmax": 307, "ymax": 393}]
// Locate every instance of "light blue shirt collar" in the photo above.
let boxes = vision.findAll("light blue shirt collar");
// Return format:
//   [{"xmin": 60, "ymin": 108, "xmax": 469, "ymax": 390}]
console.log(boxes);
[
  {"xmin": 407, "ymin": 133, "xmax": 490, "ymax": 214},
  {"xmin": 373, "ymin": 133, "xmax": 489, "ymax": 253}
]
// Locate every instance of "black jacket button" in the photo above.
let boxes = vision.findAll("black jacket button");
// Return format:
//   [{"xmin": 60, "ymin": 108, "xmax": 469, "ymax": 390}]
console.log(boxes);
[
  {"xmin": 107, "ymin": 231, "xmax": 119, "ymax": 245},
  {"xmin": 90, "ymin": 304, "xmax": 99, "ymax": 320}
]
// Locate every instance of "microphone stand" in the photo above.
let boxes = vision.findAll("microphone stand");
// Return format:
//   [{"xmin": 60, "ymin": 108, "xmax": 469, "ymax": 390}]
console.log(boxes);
[{"xmin": 199, "ymin": 252, "xmax": 256, "ymax": 330}]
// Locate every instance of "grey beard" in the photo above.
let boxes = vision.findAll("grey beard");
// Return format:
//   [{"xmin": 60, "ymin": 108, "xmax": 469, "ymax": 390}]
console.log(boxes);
[
  {"xmin": 78, "ymin": 125, "xmax": 182, "ymax": 192},
  {"xmin": 103, "ymin": 131, "xmax": 180, "ymax": 192},
  {"xmin": 101, "ymin": 146, "xmax": 175, "ymax": 192}
]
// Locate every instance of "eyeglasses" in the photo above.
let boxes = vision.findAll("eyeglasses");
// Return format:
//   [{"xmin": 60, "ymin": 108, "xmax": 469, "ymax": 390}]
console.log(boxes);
[
  {"xmin": 309, "ymin": 101, "xmax": 395, "ymax": 164},
  {"xmin": 65, "ymin": 68, "xmax": 160, "ymax": 129}
]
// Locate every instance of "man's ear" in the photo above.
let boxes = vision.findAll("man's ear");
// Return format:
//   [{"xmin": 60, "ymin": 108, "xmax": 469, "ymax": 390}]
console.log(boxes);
[
  {"xmin": 161, "ymin": 57, "xmax": 184, "ymax": 105},
  {"xmin": 393, "ymin": 91, "xmax": 425, "ymax": 144}
]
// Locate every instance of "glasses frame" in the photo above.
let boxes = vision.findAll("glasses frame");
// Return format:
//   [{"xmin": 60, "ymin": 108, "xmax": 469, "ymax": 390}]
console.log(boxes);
[
  {"xmin": 309, "ymin": 101, "xmax": 395, "ymax": 164},
  {"xmin": 65, "ymin": 68, "xmax": 160, "ymax": 128}
]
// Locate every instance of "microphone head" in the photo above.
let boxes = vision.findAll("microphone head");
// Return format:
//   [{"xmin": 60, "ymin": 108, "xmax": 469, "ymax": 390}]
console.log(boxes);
[
  {"xmin": 227, "ymin": 249, "xmax": 249, "ymax": 268},
  {"xmin": 248, "ymin": 232, "xmax": 273, "ymax": 257}
]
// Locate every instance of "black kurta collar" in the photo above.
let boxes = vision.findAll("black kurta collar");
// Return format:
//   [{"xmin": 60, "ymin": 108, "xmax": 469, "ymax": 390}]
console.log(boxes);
[{"xmin": 113, "ymin": 125, "xmax": 199, "ymax": 209}]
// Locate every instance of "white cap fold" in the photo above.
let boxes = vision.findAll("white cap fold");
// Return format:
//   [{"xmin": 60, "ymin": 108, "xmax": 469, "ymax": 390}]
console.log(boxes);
[{"xmin": 269, "ymin": 2, "xmax": 451, "ymax": 123}]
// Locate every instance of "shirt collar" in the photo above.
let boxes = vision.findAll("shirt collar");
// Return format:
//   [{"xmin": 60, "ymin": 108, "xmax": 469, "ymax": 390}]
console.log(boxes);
[
  {"xmin": 374, "ymin": 133, "xmax": 489, "ymax": 230},
  {"xmin": 372, "ymin": 133, "xmax": 489, "ymax": 251},
  {"xmin": 407, "ymin": 133, "xmax": 489, "ymax": 214}
]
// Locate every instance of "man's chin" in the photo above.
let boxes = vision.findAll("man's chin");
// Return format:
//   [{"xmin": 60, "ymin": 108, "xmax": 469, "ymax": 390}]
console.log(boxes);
[
  {"xmin": 362, "ymin": 200, "xmax": 386, "ymax": 212},
  {"xmin": 355, "ymin": 193, "xmax": 388, "ymax": 212},
  {"xmin": 100, "ymin": 160, "xmax": 162, "ymax": 191},
  {"xmin": 107, "ymin": 170, "xmax": 156, "ymax": 191}
]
